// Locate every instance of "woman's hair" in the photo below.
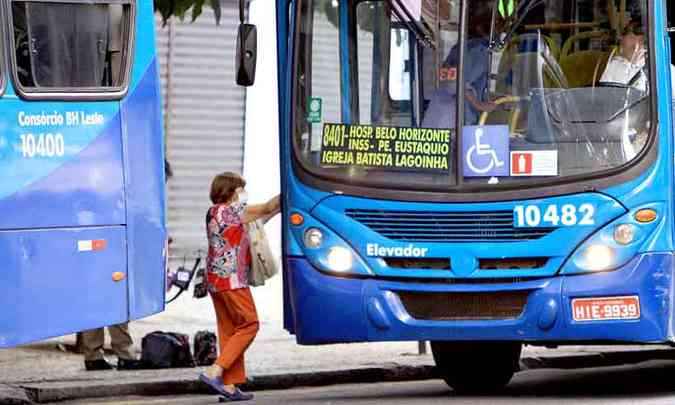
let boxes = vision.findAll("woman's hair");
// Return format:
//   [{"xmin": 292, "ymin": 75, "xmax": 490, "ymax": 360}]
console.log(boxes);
[
  {"xmin": 210, "ymin": 172, "xmax": 246, "ymax": 204},
  {"xmin": 622, "ymin": 20, "xmax": 644, "ymax": 36}
]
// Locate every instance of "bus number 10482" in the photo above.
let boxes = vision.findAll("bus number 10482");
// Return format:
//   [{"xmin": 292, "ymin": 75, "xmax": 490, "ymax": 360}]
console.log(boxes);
[
  {"xmin": 20, "ymin": 133, "xmax": 65, "ymax": 158},
  {"xmin": 513, "ymin": 204, "xmax": 595, "ymax": 228}
]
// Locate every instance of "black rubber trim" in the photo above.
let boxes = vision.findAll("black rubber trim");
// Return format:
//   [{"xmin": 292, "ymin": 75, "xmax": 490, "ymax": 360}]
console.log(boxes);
[
  {"xmin": 4, "ymin": 0, "xmax": 136, "ymax": 101},
  {"xmin": 0, "ymin": 0, "xmax": 7, "ymax": 97}
]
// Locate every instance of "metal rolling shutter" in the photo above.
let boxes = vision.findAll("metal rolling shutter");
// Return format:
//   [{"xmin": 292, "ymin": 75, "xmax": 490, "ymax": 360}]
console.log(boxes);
[{"xmin": 156, "ymin": 7, "xmax": 246, "ymax": 264}]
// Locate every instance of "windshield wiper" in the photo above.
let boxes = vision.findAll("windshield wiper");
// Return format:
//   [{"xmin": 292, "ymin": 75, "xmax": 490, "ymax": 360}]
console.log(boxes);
[
  {"xmin": 491, "ymin": 0, "xmax": 545, "ymax": 50},
  {"xmin": 389, "ymin": 0, "xmax": 436, "ymax": 49}
]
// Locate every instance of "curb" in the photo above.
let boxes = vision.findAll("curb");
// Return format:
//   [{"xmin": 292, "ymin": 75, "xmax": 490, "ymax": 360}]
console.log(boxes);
[
  {"xmin": 20, "ymin": 365, "xmax": 438, "ymax": 403},
  {"xmin": 519, "ymin": 348, "xmax": 675, "ymax": 371},
  {"xmin": 11, "ymin": 349, "xmax": 675, "ymax": 403},
  {"xmin": 0, "ymin": 384, "xmax": 32, "ymax": 405}
]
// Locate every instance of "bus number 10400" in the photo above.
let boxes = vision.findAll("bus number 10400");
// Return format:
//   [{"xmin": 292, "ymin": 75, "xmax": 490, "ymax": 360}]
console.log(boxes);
[
  {"xmin": 20, "ymin": 133, "xmax": 65, "ymax": 158},
  {"xmin": 513, "ymin": 204, "xmax": 595, "ymax": 228}
]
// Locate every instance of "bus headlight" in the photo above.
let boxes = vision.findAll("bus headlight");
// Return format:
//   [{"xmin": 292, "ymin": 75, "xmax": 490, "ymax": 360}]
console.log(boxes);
[
  {"xmin": 563, "ymin": 203, "xmax": 663, "ymax": 275},
  {"xmin": 289, "ymin": 209, "xmax": 373, "ymax": 276},
  {"xmin": 326, "ymin": 247, "xmax": 353, "ymax": 272},
  {"xmin": 304, "ymin": 228, "xmax": 324, "ymax": 248},
  {"xmin": 580, "ymin": 245, "xmax": 615, "ymax": 271},
  {"xmin": 613, "ymin": 224, "xmax": 635, "ymax": 245}
]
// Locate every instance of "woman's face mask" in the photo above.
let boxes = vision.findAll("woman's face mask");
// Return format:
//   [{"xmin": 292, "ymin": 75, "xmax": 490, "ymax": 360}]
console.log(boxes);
[{"xmin": 237, "ymin": 189, "xmax": 249, "ymax": 204}]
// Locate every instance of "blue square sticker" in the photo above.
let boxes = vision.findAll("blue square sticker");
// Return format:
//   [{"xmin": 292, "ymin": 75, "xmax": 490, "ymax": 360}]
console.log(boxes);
[{"xmin": 462, "ymin": 125, "xmax": 510, "ymax": 177}]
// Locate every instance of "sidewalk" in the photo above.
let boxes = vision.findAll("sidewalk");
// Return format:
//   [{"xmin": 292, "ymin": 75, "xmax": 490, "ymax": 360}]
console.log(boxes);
[
  {"xmin": 5, "ymin": 337, "xmax": 675, "ymax": 404},
  {"xmin": 1, "ymin": 279, "xmax": 438, "ymax": 403},
  {"xmin": 3, "ymin": 280, "xmax": 675, "ymax": 403},
  {"xmin": 1, "ymin": 314, "xmax": 437, "ymax": 403}
]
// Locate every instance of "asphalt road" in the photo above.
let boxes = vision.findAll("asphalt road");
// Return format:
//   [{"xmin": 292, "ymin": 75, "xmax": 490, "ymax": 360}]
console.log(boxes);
[{"xmin": 59, "ymin": 360, "xmax": 675, "ymax": 404}]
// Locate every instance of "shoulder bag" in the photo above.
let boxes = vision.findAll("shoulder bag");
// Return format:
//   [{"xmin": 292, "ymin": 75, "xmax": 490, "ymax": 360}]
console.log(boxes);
[{"xmin": 246, "ymin": 220, "xmax": 278, "ymax": 287}]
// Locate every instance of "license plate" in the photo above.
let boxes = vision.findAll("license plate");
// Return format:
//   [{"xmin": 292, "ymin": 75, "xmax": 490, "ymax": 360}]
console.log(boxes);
[{"xmin": 571, "ymin": 296, "xmax": 640, "ymax": 322}]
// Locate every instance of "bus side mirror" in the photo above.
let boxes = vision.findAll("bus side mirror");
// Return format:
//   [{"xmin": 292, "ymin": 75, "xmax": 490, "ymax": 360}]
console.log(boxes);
[{"xmin": 236, "ymin": 23, "xmax": 257, "ymax": 86}]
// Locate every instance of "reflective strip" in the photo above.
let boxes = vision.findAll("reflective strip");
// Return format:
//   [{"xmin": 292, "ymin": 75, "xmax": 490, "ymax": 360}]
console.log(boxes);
[{"xmin": 78, "ymin": 239, "xmax": 106, "ymax": 251}]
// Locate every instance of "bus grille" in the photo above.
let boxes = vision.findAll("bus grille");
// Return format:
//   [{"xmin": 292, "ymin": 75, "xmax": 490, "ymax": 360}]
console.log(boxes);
[
  {"xmin": 398, "ymin": 291, "xmax": 528, "ymax": 320},
  {"xmin": 345, "ymin": 209, "xmax": 554, "ymax": 242}
]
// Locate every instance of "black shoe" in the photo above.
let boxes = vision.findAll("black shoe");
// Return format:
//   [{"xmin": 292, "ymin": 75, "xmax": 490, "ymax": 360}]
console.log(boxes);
[
  {"xmin": 85, "ymin": 359, "xmax": 114, "ymax": 371},
  {"xmin": 117, "ymin": 358, "xmax": 144, "ymax": 370}
]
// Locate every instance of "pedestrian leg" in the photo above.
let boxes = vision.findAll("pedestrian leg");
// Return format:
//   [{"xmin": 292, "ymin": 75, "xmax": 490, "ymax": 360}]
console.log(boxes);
[
  {"xmin": 81, "ymin": 328, "xmax": 105, "ymax": 361},
  {"xmin": 201, "ymin": 290, "xmax": 236, "ymax": 384},
  {"xmin": 212, "ymin": 291, "xmax": 236, "ymax": 359},
  {"xmin": 109, "ymin": 322, "xmax": 135, "ymax": 360},
  {"xmin": 216, "ymin": 288, "xmax": 259, "ymax": 385},
  {"xmin": 81, "ymin": 327, "xmax": 113, "ymax": 370}
]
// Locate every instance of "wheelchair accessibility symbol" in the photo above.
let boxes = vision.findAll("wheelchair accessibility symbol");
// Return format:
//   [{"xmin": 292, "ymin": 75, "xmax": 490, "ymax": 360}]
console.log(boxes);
[{"xmin": 462, "ymin": 125, "xmax": 510, "ymax": 177}]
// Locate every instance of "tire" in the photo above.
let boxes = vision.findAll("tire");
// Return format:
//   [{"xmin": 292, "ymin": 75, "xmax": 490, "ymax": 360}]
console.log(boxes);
[{"xmin": 431, "ymin": 341, "xmax": 522, "ymax": 394}]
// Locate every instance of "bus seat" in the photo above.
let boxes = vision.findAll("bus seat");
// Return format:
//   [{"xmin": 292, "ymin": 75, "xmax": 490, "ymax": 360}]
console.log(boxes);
[
  {"xmin": 560, "ymin": 31, "xmax": 610, "ymax": 59},
  {"xmin": 560, "ymin": 50, "xmax": 610, "ymax": 88},
  {"xmin": 489, "ymin": 34, "xmax": 563, "ymax": 132},
  {"xmin": 559, "ymin": 31, "xmax": 611, "ymax": 88},
  {"xmin": 496, "ymin": 33, "xmax": 565, "ymax": 98}
]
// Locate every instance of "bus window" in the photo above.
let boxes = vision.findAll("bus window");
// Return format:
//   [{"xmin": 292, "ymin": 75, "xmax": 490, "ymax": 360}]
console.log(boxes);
[
  {"xmin": 355, "ymin": 0, "xmax": 460, "ymax": 127},
  {"xmin": 356, "ymin": 1, "xmax": 417, "ymax": 126},
  {"xmin": 459, "ymin": 0, "xmax": 652, "ymax": 182},
  {"xmin": 296, "ymin": 0, "xmax": 341, "ymax": 159},
  {"xmin": 389, "ymin": 29, "xmax": 412, "ymax": 102},
  {"xmin": 295, "ymin": 0, "xmax": 462, "ymax": 188},
  {"xmin": 10, "ymin": 1, "xmax": 132, "ymax": 93},
  {"xmin": 355, "ymin": 1, "xmax": 378, "ymax": 124}
]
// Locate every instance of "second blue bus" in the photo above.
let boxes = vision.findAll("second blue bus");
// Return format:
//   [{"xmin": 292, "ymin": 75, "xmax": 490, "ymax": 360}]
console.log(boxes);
[{"xmin": 0, "ymin": 0, "xmax": 166, "ymax": 348}]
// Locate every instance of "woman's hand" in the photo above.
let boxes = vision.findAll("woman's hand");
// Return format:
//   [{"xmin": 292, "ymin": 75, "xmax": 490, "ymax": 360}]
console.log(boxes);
[
  {"xmin": 242, "ymin": 194, "xmax": 281, "ymax": 224},
  {"xmin": 466, "ymin": 92, "xmax": 497, "ymax": 112}
]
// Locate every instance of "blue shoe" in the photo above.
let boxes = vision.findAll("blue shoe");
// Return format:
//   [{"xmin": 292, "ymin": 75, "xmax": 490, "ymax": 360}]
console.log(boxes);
[
  {"xmin": 219, "ymin": 388, "xmax": 254, "ymax": 402},
  {"xmin": 199, "ymin": 373, "xmax": 229, "ymax": 396}
]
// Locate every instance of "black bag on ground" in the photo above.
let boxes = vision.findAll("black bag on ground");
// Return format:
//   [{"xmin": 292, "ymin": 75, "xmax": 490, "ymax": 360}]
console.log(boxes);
[
  {"xmin": 193, "ymin": 330, "xmax": 218, "ymax": 366},
  {"xmin": 141, "ymin": 331, "xmax": 195, "ymax": 368}
]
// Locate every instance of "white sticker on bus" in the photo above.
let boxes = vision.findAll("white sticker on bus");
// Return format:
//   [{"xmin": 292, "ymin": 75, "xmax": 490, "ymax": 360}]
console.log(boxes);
[{"xmin": 510, "ymin": 150, "xmax": 558, "ymax": 176}]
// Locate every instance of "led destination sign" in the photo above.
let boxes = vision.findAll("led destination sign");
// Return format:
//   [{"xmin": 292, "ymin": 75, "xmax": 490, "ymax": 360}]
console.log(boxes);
[{"xmin": 320, "ymin": 123, "xmax": 452, "ymax": 171}]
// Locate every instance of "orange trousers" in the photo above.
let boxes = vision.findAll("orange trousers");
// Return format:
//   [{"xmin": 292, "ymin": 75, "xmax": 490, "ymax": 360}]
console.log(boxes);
[{"xmin": 210, "ymin": 287, "xmax": 260, "ymax": 385}]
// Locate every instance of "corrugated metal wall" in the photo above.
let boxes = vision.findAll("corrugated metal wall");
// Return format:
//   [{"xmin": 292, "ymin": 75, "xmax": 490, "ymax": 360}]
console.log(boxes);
[
  {"xmin": 155, "ymin": 4, "xmax": 372, "ymax": 264},
  {"xmin": 156, "ymin": 7, "xmax": 246, "ymax": 264}
]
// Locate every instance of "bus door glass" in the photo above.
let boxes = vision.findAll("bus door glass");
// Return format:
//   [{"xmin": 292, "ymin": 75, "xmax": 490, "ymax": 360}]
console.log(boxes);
[{"xmin": 0, "ymin": 1, "xmax": 134, "ymax": 347}]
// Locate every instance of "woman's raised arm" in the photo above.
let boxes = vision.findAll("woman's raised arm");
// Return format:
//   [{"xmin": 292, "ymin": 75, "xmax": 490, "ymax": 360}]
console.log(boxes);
[{"xmin": 242, "ymin": 195, "xmax": 281, "ymax": 224}]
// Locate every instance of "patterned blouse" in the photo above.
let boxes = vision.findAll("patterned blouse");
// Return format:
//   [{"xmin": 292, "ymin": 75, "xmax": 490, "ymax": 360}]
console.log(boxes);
[{"xmin": 205, "ymin": 202, "xmax": 251, "ymax": 291}]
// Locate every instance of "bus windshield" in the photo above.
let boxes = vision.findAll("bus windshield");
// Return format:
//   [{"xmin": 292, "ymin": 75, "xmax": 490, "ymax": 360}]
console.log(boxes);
[{"xmin": 294, "ymin": 0, "xmax": 652, "ymax": 191}]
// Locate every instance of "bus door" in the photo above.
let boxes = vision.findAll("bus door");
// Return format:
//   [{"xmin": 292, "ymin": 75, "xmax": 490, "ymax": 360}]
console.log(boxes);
[
  {"xmin": 668, "ymin": 0, "xmax": 675, "ymax": 64},
  {"xmin": 0, "ymin": 1, "xmax": 134, "ymax": 347}
]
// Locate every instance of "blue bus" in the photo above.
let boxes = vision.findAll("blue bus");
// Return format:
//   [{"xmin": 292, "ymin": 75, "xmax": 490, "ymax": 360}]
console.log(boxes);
[
  {"xmin": 276, "ymin": 0, "xmax": 675, "ymax": 391},
  {"xmin": 0, "ymin": 0, "xmax": 166, "ymax": 347}
]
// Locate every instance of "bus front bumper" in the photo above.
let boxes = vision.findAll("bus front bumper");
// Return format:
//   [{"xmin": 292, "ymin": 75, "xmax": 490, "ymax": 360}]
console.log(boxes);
[{"xmin": 286, "ymin": 253, "xmax": 674, "ymax": 345}]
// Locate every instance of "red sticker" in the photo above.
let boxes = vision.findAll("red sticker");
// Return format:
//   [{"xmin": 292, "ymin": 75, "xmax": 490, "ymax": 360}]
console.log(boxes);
[
  {"xmin": 510, "ymin": 151, "xmax": 558, "ymax": 176},
  {"xmin": 511, "ymin": 152, "xmax": 533, "ymax": 175},
  {"xmin": 92, "ymin": 239, "xmax": 107, "ymax": 251}
]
